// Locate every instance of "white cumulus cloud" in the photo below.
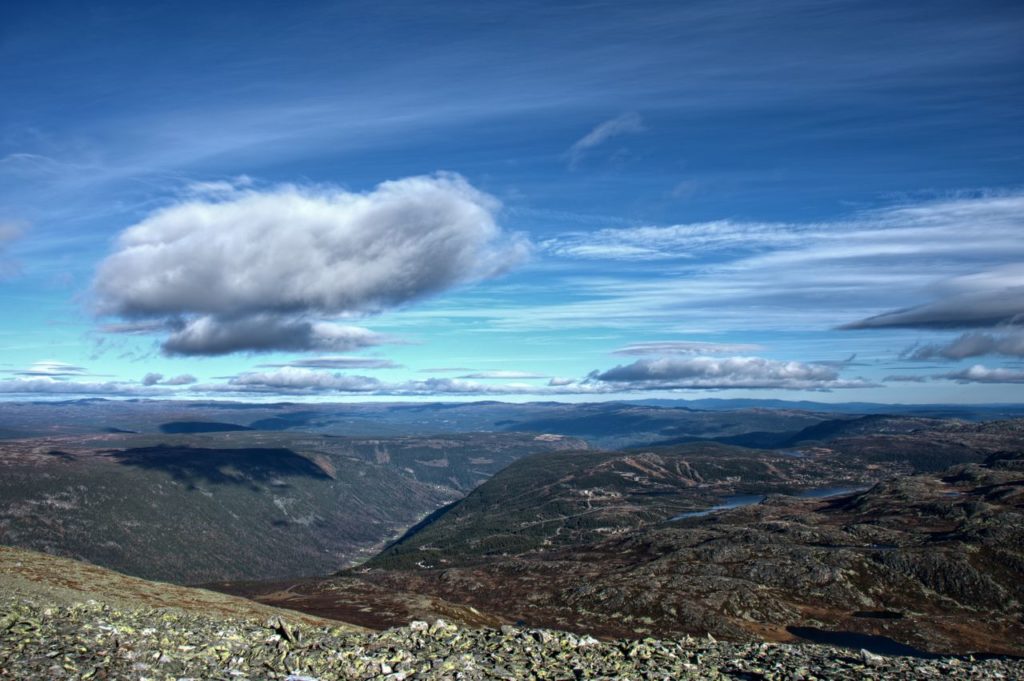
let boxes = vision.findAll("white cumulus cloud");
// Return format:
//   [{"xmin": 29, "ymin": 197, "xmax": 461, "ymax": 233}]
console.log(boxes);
[
  {"xmin": 142, "ymin": 372, "xmax": 197, "ymax": 386},
  {"xmin": 938, "ymin": 364, "xmax": 1024, "ymax": 384},
  {"xmin": 93, "ymin": 173, "xmax": 529, "ymax": 355},
  {"xmin": 0, "ymin": 378, "xmax": 166, "ymax": 396},
  {"xmin": 589, "ymin": 356, "xmax": 875, "ymax": 391}
]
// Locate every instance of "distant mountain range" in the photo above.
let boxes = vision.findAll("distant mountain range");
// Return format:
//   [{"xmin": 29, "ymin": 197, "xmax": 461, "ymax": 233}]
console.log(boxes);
[{"xmin": 1, "ymin": 400, "xmax": 1022, "ymax": 659}]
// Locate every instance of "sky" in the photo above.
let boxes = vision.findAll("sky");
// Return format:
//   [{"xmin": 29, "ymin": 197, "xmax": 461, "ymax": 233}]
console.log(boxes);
[{"xmin": 1, "ymin": 0, "xmax": 1023, "ymax": 403}]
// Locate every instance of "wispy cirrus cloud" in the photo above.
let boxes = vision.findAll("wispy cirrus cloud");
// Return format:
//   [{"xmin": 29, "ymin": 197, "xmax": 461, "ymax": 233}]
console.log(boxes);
[
  {"xmin": 92, "ymin": 174, "xmax": 529, "ymax": 356},
  {"xmin": 543, "ymin": 220, "xmax": 795, "ymax": 261},
  {"xmin": 567, "ymin": 112, "xmax": 644, "ymax": 167},
  {"xmin": 882, "ymin": 374, "xmax": 929, "ymax": 383},
  {"xmin": 182, "ymin": 175, "xmax": 254, "ymax": 198},
  {"xmin": 474, "ymin": 192, "xmax": 1024, "ymax": 336},
  {"xmin": 613, "ymin": 340, "xmax": 764, "ymax": 356},
  {"xmin": 457, "ymin": 370, "xmax": 550, "ymax": 379},
  {"xmin": 11, "ymin": 361, "xmax": 91, "ymax": 378},
  {"xmin": 257, "ymin": 356, "xmax": 399, "ymax": 370},
  {"xmin": 0, "ymin": 361, "xmax": 142, "ymax": 395},
  {"xmin": 418, "ymin": 367, "xmax": 476, "ymax": 374},
  {"xmin": 0, "ymin": 220, "xmax": 25, "ymax": 278}
]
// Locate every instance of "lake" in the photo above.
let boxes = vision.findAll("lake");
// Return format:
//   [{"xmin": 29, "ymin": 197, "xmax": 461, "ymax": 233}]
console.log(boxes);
[{"xmin": 670, "ymin": 485, "xmax": 867, "ymax": 520}]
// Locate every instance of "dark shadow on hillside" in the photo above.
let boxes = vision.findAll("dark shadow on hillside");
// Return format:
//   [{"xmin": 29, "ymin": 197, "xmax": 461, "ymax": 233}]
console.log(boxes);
[
  {"xmin": 364, "ymin": 499, "xmax": 462, "ymax": 563},
  {"xmin": 644, "ymin": 430, "xmax": 799, "ymax": 449},
  {"xmin": 502, "ymin": 411, "xmax": 677, "ymax": 437},
  {"xmin": 159, "ymin": 421, "xmax": 253, "ymax": 434},
  {"xmin": 248, "ymin": 411, "xmax": 327, "ymax": 431},
  {"xmin": 105, "ymin": 445, "xmax": 331, "ymax": 487}
]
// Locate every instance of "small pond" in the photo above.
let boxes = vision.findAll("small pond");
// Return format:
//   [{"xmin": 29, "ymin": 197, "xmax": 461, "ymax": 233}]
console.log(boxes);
[
  {"xmin": 670, "ymin": 486, "xmax": 867, "ymax": 520},
  {"xmin": 788, "ymin": 626, "xmax": 1021, "ymax": 660}
]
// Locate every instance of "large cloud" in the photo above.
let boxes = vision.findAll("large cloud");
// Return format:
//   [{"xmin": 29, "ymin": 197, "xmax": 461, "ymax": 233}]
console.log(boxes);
[
  {"xmin": 903, "ymin": 331, "xmax": 1024, "ymax": 360},
  {"xmin": 93, "ymin": 174, "xmax": 528, "ymax": 355},
  {"xmin": 841, "ymin": 265, "xmax": 1024, "ymax": 330},
  {"xmin": 841, "ymin": 288, "xmax": 1024, "ymax": 330},
  {"xmin": 160, "ymin": 317, "xmax": 386, "ymax": 357},
  {"xmin": 589, "ymin": 356, "xmax": 874, "ymax": 390}
]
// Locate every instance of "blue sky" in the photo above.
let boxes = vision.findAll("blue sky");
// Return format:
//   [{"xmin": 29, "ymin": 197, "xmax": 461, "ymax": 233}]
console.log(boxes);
[{"xmin": 1, "ymin": 0, "xmax": 1023, "ymax": 402}]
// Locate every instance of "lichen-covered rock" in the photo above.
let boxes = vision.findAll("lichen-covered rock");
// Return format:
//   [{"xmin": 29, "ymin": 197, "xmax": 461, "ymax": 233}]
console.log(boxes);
[{"xmin": 2, "ymin": 594, "xmax": 1022, "ymax": 680}]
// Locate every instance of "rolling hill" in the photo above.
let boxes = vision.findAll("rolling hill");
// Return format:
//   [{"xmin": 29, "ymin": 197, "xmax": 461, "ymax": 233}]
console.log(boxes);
[
  {"xmin": 226, "ymin": 420, "xmax": 1024, "ymax": 657},
  {"xmin": 0, "ymin": 430, "xmax": 582, "ymax": 582}
]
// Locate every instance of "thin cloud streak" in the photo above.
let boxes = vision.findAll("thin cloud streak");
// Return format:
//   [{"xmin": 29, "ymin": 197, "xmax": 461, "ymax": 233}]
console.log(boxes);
[
  {"xmin": 257, "ymin": 357, "xmax": 400, "ymax": 370},
  {"xmin": 458, "ymin": 370, "xmax": 550, "ymax": 379},
  {"xmin": 613, "ymin": 341, "xmax": 764, "ymax": 356},
  {"xmin": 567, "ymin": 112, "xmax": 644, "ymax": 166},
  {"xmin": 401, "ymin": 192, "xmax": 1024, "ymax": 335}
]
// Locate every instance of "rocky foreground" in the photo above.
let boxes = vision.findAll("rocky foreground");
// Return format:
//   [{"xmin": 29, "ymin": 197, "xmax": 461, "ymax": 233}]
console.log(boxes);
[{"xmin": 2, "ymin": 595, "xmax": 1022, "ymax": 681}]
